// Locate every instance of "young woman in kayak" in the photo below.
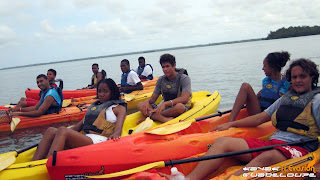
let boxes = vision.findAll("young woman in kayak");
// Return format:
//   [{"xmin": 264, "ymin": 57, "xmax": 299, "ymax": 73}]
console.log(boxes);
[
  {"xmin": 227, "ymin": 51, "xmax": 291, "ymax": 122},
  {"xmin": 32, "ymin": 78, "xmax": 127, "ymax": 161},
  {"xmin": 160, "ymin": 58, "xmax": 319, "ymax": 180}
]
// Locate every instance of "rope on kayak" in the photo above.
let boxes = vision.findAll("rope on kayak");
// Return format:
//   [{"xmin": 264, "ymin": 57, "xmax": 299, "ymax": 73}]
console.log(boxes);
[{"xmin": 0, "ymin": 110, "xmax": 11, "ymax": 124}]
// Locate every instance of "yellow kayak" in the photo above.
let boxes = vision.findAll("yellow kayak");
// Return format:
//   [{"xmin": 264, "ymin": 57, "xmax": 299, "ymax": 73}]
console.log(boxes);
[{"xmin": 121, "ymin": 91, "xmax": 221, "ymax": 136}]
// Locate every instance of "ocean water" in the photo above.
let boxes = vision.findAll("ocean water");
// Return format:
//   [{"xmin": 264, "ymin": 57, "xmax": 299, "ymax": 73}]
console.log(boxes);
[{"xmin": 0, "ymin": 35, "xmax": 320, "ymax": 153}]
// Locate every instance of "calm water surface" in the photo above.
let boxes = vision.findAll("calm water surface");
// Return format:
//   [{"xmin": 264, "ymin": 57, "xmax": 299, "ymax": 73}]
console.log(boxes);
[{"xmin": 0, "ymin": 35, "xmax": 319, "ymax": 153}]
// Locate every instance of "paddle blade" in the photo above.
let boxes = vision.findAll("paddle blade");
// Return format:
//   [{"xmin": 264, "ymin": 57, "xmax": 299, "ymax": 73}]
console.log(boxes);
[
  {"xmin": 124, "ymin": 94, "xmax": 136, "ymax": 102},
  {"xmin": 0, "ymin": 151, "xmax": 17, "ymax": 171},
  {"xmin": 86, "ymin": 161, "xmax": 165, "ymax": 178},
  {"xmin": 146, "ymin": 119, "xmax": 196, "ymax": 135},
  {"xmin": 62, "ymin": 99, "xmax": 72, "ymax": 107},
  {"xmin": 133, "ymin": 117, "xmax": 154, "ymax": 134},
  {"xmin": 10, "ymin": 118, "xmax": 21, "ymax": 132},
  {"xmin": 4, "ymin": 104, "xmax": 15, "ymax": 108}
]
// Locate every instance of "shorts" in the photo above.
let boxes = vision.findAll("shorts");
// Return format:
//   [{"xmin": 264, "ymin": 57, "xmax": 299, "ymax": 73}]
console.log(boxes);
[
  {"xmin": 26, "ymin": 98, "xmax": 38, "ymax": 107},
  {"xmin": 86, "ymin": 134, "xmax": 108, "ymax": 144},
  {"xmin": 151, "ymin": 103, "xmax": 190, "ymax": 112},
  {"xmin": 244, "ymin": 138, "xmax": 310, "ymax": 159}
]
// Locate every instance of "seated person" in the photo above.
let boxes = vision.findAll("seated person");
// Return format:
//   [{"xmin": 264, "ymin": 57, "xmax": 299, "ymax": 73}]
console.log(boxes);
[
  {"xmin": 85, "ymin": 63, "xmax": 106, "ymax": 89},
  {"xmin": 119, "ymin": 59, "xmax": 143, "ymax": 93},
  {"xmin": 135, "ymin": 56, "xmax": 153, "ymax": 81},
  {"xmin": 137, "ymin": 53, "xmax": 192, "ymax": 123},
  {"xmin": 160, "ymin": 58, "xmax": 320, "ymax": 180},
  {"xmin": 47, "ymin": 69, "xmax": 63, "ymax": 89},
  {"xmin": 32, "ymin": 78, "xmax": 127, "ymax": 160},
  {"xmin": 10, "ymin": 74, "xmax": 63, "ymax": 117},
  {"xmin": 227, "ymin": 51, "xmax": 291, "ymax": 122},
  {"xmin": 11, "ymin": 69, "xmax": 63, "ymax": 110}
]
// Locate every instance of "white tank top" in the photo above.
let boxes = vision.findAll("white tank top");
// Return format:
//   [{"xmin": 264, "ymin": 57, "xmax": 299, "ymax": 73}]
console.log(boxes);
[{"xmin": 105, "ymin": 105, "xmax": 117, "ymax": 123}]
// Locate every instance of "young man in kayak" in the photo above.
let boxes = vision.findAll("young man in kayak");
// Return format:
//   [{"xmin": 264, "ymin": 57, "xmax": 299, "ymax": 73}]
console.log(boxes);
[
  {"xmin": 10, "ymin": 69, "xmax": 62, "ymax": 110},
  {"xmin": 119, "ymin": 59, "xmax": 143, "ymax": 93},
  {"xmin": 137, "ymin": 53, "xmax": 192, "ymax": 123},
  {"xmin": 85, "ymin": 63, "xmax": 106, "ymax": 89},
  {"xmin": 47, "ymin": 69, "xmax": 63, "ymax": 89},
  {"xmin": 135, "ymin": 56, "xmax": 154, "ymax": 81},
  {"xmin": 160, "ymin": 58, "xmax": 319, "ymax": 179},
  {"xmin": 10, "ymin": 74, "xmax": 63, "ymax": 117}
]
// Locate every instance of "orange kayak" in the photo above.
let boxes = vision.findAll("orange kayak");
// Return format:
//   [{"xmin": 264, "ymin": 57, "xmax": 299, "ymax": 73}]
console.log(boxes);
[
  {"xmin": 46, "ymin": 109, "xmax": 276, "ymax": 180},
  {"xmin": 0, "ymin": 105, "xmax": 87, "ymax": 132},
  {"xmin": 25, "ymin": 79, "xmax": 158, "ymax": 100}
]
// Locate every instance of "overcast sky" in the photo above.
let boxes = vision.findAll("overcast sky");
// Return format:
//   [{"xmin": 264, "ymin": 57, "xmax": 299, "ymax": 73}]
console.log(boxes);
[{"xmin": 1, "ymin": 0, "xmax": 319, "ymax": 69}]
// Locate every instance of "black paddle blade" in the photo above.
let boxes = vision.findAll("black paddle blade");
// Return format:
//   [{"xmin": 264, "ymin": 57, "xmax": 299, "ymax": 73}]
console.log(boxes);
[{"xmin": 0, "ymin": 110, "xmax": 11, "ymax": 124}]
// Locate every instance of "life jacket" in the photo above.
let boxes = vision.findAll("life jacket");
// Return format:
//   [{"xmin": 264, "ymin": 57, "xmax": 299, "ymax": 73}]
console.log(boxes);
[
  {"xmin": 121, "ymin": 70, "xmax": 137, "ymax": 93},
  {"xmin": 39, "ymin": 87, "xmax": 63, "ymax": 115},
  {"xmin": 159, "ymin": 68, "xmax": 192, "ymax": 108},
  {"xmin": 91, "ymin": 74, "xmax": 98, "ymax": 86},
  {"xmin": 82, "ymin": 100, "xmax": 127, "ymax": 137},
  {"xmin": 137, "ymin": 64, "xmax": 153, "ymax": 80},
  {"xmin": 271, "ymin": 88, "xmax": 320, "ymax": 138},
  {"xmin": 259, "ymin": 77, "xmax": 287, "ymax": 110}
]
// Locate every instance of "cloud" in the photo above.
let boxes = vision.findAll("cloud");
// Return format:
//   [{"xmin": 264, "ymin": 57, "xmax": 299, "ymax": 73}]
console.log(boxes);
[
  {"xmin": 0, "ymin": 25, "xmax": 19, "ymax": 48},
  {"xmin": 36, "ymin": 18, "xmax": 133, "ymax": 42}
]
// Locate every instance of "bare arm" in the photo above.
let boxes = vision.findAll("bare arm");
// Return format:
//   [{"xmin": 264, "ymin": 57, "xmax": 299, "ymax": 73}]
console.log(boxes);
[
  {"xmin": 70, "ymin": 119, "xmax": 84, "ymax": 132},
  {"xmin": 11, "ymin": 96, "xmax": 56, "ymax": 117},
  {"xmin": 119, "ymin": 82, "xmax": 144, "ymax": 92},
  {"xmin": 212, "ymin": 112, "xmax": 271, "ymax": 131},
  {"xmin": 109, "ymin": 105, "xmax": 127, "ymax": 140}
]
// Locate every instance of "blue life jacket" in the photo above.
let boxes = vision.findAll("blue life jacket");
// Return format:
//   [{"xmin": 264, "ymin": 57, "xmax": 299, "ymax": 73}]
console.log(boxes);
[
  {"xmin": 39, "ymin": 87, "xmax": 63, "ymax": 115},
  {"xmin": 259, "ymin": 77, "xmax": 286, "ymax": 110},
  {"xmin": 137, "ymin": 64, "xmax": 153, "ymax": 80},
  {"xmin": 121, "ymin": 70, "xmax": 136, "ymax": 93}
]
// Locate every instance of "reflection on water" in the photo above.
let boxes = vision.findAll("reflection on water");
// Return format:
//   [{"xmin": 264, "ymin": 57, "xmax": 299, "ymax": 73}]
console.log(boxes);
[{"xmin": 0, "ymin": 35, "xmax": 320, "ymax": 154}]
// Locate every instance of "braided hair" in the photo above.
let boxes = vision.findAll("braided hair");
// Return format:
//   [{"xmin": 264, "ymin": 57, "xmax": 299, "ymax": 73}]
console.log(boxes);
[{"xmin": 97, "ymin": 78, "xmax": 120, "ymax": 100}]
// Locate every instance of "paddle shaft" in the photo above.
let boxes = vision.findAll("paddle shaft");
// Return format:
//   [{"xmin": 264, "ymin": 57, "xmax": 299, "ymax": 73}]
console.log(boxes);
[
  {"xmin": 194, "ymin": 106, "xmax": 246, "ymax": 122},
  {"xmin": 164, "ymin": 138, "xmax": 318, "ymax": 166},
  {"xmin": 16, "ymin": 143, "xmax": 38, "ymax": 155},
  {"xmin": 195, "ymin": 109, "xmax": 232, "ymax": 122}
]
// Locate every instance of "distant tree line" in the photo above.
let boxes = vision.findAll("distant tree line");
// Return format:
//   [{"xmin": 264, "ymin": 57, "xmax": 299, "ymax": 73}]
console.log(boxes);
[{"xmin": 266, "ymin": 25, "xmax": 320, "ymax": 39}]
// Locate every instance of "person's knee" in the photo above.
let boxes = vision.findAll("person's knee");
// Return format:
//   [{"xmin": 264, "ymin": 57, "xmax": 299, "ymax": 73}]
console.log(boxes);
[
  {"xmin": 212, "ymin": 137, "xmax": 233, "ymax": 149},
  {"xmin": 174, "ymin": 103, "xmax": 186, "ymax": 114},
  {"xmin": 241, "ymin": 83, "xmax": 252, "ymax": 90},
  {"xmin": 44, "ymin": 127, "xmax": 58, "ymax": 137},
  {"xmin": 55, "ymin": 127, "xmax": 69, "ymax": 137}
]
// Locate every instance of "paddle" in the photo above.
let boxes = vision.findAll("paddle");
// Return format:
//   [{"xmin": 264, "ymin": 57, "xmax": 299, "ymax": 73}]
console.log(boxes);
[
  {"xmin": 130, "ymin": 113, "xmax": 156, "ymax": 134},
  {"xmin": 124, "ymin": 90, "xmax": 142, "ymax": 102},
  {"xmin": 145, "ymin": 109, "xmax": 233, "ymax": 135},
  {"xmin": 62, "ymin": 99, "xmax": 72, "ymax": 108},
  {"xmin": 87, "ymin": 137, "xmax": 320, "ymax": 178},
  {"xmin": 0, "ymin": 110, "xmax": 21, "ymax": 132},
  {"xmin": 0, "ymin": 143, "xmax": 38, "ymax": 171}
]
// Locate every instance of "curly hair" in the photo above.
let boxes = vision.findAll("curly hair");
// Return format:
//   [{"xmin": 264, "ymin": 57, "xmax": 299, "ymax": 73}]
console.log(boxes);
[
  {"xmin": 285, "ymin": 58, "xmax": 319, "ymax": 89},
  {"xmin": 265, "ymin": 51, "xmax": 290, "ymax": 72},
  {"xmin": 97, "ymin": 78, "xmax": 120, "ymax": 100}
]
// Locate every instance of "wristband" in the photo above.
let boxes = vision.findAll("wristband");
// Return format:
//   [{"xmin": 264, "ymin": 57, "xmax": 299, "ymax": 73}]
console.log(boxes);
[{"xmin": 170, "ymin": 100, "xmax": 174, "ymax": 107}]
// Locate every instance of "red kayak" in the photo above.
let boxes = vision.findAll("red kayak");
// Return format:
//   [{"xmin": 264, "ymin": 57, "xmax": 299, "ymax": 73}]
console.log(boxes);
[{"xmin": 46, "ymin": 109, "xmax": 276, "ymax": 180}]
